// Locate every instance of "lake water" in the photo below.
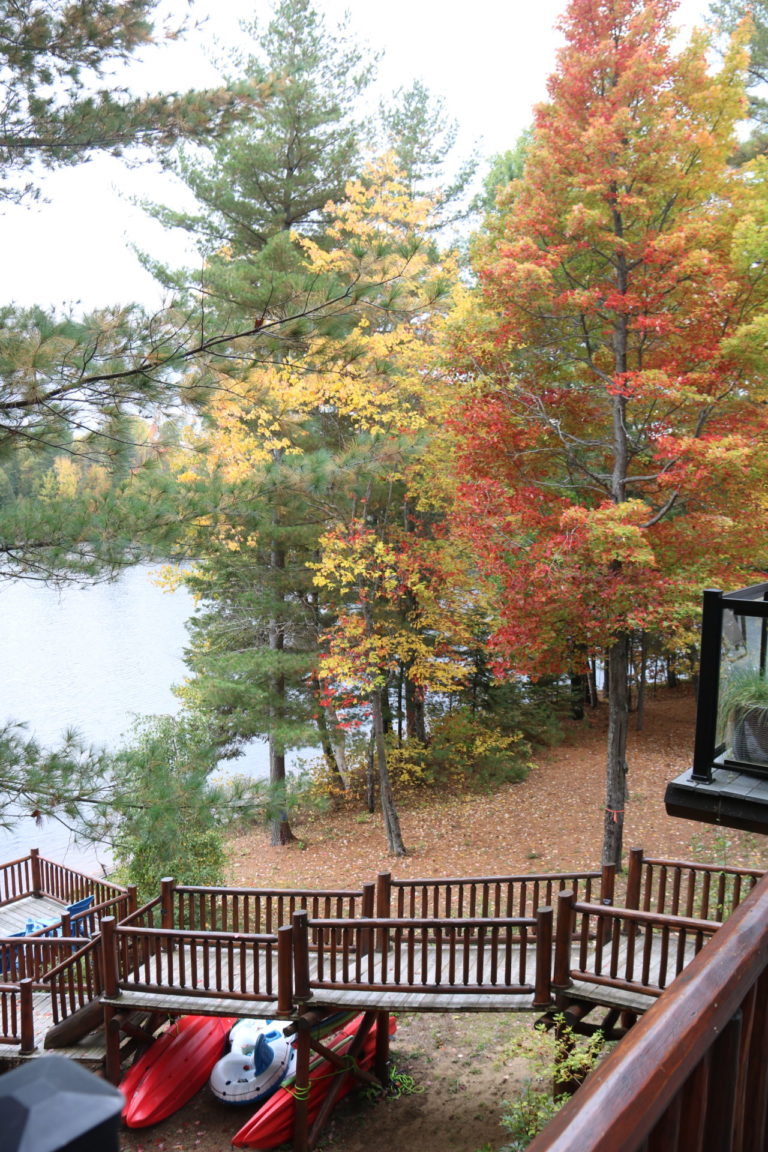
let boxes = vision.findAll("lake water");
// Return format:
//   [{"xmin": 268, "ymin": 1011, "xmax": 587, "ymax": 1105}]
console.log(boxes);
[{"xmin": 0, "ymin": 567, "xmax": 285, "ymax": 875}]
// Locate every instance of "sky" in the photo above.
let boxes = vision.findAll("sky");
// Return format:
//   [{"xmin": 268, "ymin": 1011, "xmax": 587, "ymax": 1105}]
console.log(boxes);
[{"xmin": 2, "ymin": 0, "xmax": 712, "ymax": 310}]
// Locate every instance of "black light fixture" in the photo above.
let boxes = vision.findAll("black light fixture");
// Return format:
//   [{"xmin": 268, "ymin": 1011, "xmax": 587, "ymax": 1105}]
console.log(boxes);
[
  {"xmin": 666, "ymin": 583, "xmax": 768, "ymax": 832},
  {"xmin": 0, "ymin": 1054, "xmax": 123, "ymax": 1152}
]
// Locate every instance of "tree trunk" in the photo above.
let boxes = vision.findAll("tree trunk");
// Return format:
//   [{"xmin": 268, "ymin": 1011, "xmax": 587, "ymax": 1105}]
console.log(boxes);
[
  {"xmin": 366, "ymin": 734, "xmax": 376, "ymax": 814},
  {"xmin": 636, "ymin": 631, "xmax": 647, "ymax": 733},
  {"xmin": 269, "ymin": 735, "xmax": 296, "ymax": 846},
  {"xmin": 372, "ymin": 687, "xmax": 406, "ymax": 856},
  {"xmin": 269, "ymin": 539, "xmax": 295, "ymax": 846},
  {"xmin": 404, "ymin": 673, "xmax": 427, "ymax": 743},
  {"xmin": 602, "ymin": 634, "xmax": 629, "ymax": 869}
]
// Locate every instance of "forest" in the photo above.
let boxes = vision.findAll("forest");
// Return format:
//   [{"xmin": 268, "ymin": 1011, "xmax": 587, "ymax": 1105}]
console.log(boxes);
[{"xmin": 2, "ymin": 0, "xmax": 768, "ymax": 891}]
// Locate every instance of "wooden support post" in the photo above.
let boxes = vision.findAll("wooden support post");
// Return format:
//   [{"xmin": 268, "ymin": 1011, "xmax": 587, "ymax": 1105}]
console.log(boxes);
[
  {"xmin": 533, "ymin": 907, "xmax": 553, "ymax": 1007},
  {"xmin": 103, "ymin": 1004, "xmax": 122, "ymax": 1085},
  {"xmin": 706, "ymin": 1010, "xmax": 743, "ymax": 1152},
  {"xmin": 292, "ymin": 912, "xmax": 310, "ymax": 1003},
  {"xmin": 30, "ymin": 848, "xmax": 42, "ymax": 897},
  {"xmin": 374, "ymin": 1010, "xmax": 390, "ymax": 1086},
  {"xmin": 278, "ymin": 925, "xmax": 295, "ymax": 1014},
  {"xmin": 360, "ymin": 883, "xmax": 375, "ymax": 961},
  {"xmin": 160, "ymin": 877, "xmax": 175, "ymax": 929},
  {"xmin": 743, "ymin": 968, "xmax": 768, "ymax": 1152},
  {"xmin": 126, "ymin": 885, "xmax": 138, "ymax": 917},
  {"xmin": 292, "ymin": 1027, "xmax": 311, "ymax": 1152},
  {"xmin": 101, "ymin": 916, "xmax": 118, "ymax": 999},
  {"xmin": 376, "ymin": 872, "xmax": 391, "ymax": 953},
  {"xmin": 309, "ymin": 1013, "xmax": 375, "ymax": 1149},
  {"xmin": 60, "ymin": 912, "xmax": 71, "ymax": 937},
  {"xmin": 553, "ymin": 890, "xmax": 575, "ymax": 989},
  {"xmin": 19, "ymin": 978, "xmax": 35, "ymax": 1054},
  {"xmin": 600, "ymin": 863, "xmax": 616, "ymax": 906},
  {"xmin": 625, "ymin": 848, "xmax": 644, "ymax": 911}
]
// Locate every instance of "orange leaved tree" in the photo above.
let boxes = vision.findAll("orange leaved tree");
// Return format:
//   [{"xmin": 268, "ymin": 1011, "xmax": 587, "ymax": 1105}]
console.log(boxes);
[{"xmin": 449, "ymin": 0, "xmax": 768, "ymax": 867}]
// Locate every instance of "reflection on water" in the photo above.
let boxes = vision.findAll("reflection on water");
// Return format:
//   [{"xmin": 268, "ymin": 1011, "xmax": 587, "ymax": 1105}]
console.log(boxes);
[{"xmin": 0, "ymin": 567, "xmax": 276, "ymax": 875}]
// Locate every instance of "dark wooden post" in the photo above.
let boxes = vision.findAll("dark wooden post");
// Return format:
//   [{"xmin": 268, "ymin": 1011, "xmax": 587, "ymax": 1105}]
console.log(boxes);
[
  {"xmin": 292, "ymin": 1028, "xmax": 311, "ymax": 1152},
  {"xmin": 103, "ymin": 1005, "xmax": 122, "ymax": 1085},
  {"xmin": 30, "ymin": 848, "xmax": 41, "ymax": 898},
  {"xmin": 360, "ymin": 882, "xmax": 375, "ymax": 960},
  {"xmin": 19, "ymin": 978, "xmax": 35, "ymax": 1054},
  {"xmin": 374, "ymin": 1009, "xmax": 390, "ymax": 1085},
  {"xmin": 533, "ymin": 907, "xmax": 553, "ymax": 1007},
  {"xmin": 160, "ymin": 877, "xmax": 175, "ymax": 929},
  {"xmin": 706, "ymin": 1010, "xmax": 743, "ymax": 1152},
  {"xmin": 278, "ymin": 924, "xmax": 295, "ymax": 1014},
  {"xmin": 60, "ymin": 912, "xmax": 71, "ymax": 937},
  {"xmin": 126, "ymin": 885, "xmax": 138, "ymax": 917},
  {"xmin": 553, "ymin": 891, "xmax": 575, "ymax": 989},
  {"xmin": 292, "ymin": 911, "xmax": 310, "ymax": 1002},
  {"xmin": 625, "ymin": 848, "xmax": 644, "ymax": 911},
  {"xmin": 742, "ymin": 968, "xmax": 768, "ymax": 1151},
  {"xmin": 101, "ymin": 916, "xmax": 118, "ymax": 999},
  {"xmin": 600, "ymin": 863, "xmax": 616, "ymax": 906},
  {"xmin": 376, "ymin": 873, "xmax": 391, "ymax": 952}
]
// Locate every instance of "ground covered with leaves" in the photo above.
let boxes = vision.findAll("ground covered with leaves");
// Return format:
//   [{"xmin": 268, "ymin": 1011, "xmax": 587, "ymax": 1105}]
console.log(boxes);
[{"xmin": 121, "ymin": 691, "xmax": 768, "ymax": 1152}]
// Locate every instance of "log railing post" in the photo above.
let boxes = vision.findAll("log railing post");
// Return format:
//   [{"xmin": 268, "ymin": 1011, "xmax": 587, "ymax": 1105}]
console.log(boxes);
[
  {"xmin": 160, "ymin": 877, "xmax": 175, "ymax": 929},
  {"xmin": 361, "ymin": 883, "xmax": 375, "ymax": 959},
  {"xmin": 278, "ymin": 924, "xmax": 295, "ymax": 1014},
  {"xmin": 376, "ymin": 873, "xmax": 391, "ymax": 952},
  {"xmin": 534, "ymin": 907, "xmax": 554, "ymax": 1007},
  {"xmin": 126, "ymin": 885, "xmax": 138, "ymax": 918},
  {"xmin": 30, "ymin": 848, "xmax": 42, "ymax": 897},
  {"xmin": 376, "ymin": 873, "xmax": 391, "ymax": 918},
  {"xmin": 625, "ymin": 848, "xmax": 644, "ymax": 911},
  {"xmin": 101, "ymin": 916, "xmax": 119, "ymax": 999},
  {"xmin": 553, "ymin": 891, "xmax": 575, "ymax": 989},
  {"xmin": 292, "ymin": 911, "xmax": 310, "ymax": 1002},
  {"xmin": 600, "ymin": 863, "xmax": 616, "ymax": 907},
  {"xmin": 19, "ymin": 978, "xmax": 35, "ymax": 1054}
]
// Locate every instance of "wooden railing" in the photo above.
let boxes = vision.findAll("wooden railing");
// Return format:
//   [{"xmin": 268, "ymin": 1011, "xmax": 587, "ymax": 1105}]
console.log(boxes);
[
  {"xmin": 101, "ymin": 917, "xmax": 292, "ymax": 1010},
  {"xmin": 0, "ymin": 849, "xmax": 126, "ymax": 907},
  {"xmin": 0, "ymin": 936, "xmax": 93, "ymax": 986},
  {"xmin": 45, "ymin": 937, "xmax": 103, "ymax": 1024},
  {"xmin": 165, "ymin": 880, "xmax": 368, "ymax": 938},
  {"xmin": 295, "ymin": 909, "xmax": 554, "ymax": 1005},
  {"xmin": 530, "ymin": 871, "xmax": 768, "ymax": 1152},
  {"xmin": 553, "ymin": 890, "xmax": 720, "ymax": 998},
  {"xmin": 378, "ymin": 868, "xmax": 610, "ymax": 923},
  {"xmin": 27, "ymin": 890, "xmax": 133, "ymax": 941},
  {"xmin": 624, "ymin": 847, "xmax": 763, "ymax": 922}
]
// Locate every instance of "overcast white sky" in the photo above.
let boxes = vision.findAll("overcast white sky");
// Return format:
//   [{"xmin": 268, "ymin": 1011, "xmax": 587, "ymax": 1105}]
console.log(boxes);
[{"xmin": 2, "ymin": 0, "xmax": 711, "ymax": 310}]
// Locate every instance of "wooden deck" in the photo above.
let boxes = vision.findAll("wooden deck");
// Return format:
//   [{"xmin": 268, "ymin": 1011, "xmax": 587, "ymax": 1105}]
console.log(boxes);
[
  {"xmin": 0, "ymin": 848, "xmax": 761, "ymax": 1077},
  {"xmin": 0, "ymin": 895, "xmax": 67, "ymax": 935}
]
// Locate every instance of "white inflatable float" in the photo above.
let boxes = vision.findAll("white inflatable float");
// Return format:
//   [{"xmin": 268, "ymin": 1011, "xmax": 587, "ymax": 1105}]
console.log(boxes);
[{"xmin": 209, "ymin": 1018, "xmax": 296, "ymax": 1106}]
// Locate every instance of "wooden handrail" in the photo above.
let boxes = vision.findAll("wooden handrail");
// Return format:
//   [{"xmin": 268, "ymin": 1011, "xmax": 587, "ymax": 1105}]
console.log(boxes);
[{"xmin": 529, "ymin": 872, "xmax": 768, "ymax": 1152}]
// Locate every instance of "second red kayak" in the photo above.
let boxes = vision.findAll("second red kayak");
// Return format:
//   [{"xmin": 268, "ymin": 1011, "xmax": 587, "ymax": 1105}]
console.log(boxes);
[
  {"xmin": 121, "ymin": 1013, "xmax": 235, "ymax": 1128},
  {"xmin": 232, "ymin": 1013, "xmax": 397, "ymax": 1149}
]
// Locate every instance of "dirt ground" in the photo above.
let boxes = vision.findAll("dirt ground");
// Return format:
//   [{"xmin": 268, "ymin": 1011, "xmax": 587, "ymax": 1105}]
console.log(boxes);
[{"xmin": 119, "ymin": 690, "xmax": 768, "ymax": 1152}]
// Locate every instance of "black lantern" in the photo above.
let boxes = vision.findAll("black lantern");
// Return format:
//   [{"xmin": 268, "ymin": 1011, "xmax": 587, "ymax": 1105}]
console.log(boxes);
[
  {"xmin": 0, "ymin": 1054, "xmax": 123, "ymax": 1152},
  {"xmin": 666, "ymin": 583, "xmax": 768, "ymax": 832}
]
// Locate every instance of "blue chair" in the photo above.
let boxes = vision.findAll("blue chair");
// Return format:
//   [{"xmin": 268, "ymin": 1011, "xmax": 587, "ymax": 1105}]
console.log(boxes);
[
  {"xmin": 0, "ymin": 932, "xmax": 26, "ymax": 979},
  {"xmin": 66, "ymin": 895, "xmax": 94, "ymax": 937}
]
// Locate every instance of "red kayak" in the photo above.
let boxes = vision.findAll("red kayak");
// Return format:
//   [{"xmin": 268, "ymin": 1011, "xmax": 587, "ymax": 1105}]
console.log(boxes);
[
  {"xmin": 232, "ymin": 1013, "xmax": 396, "ymax": 1149},
  {"xmin": 121, "ymin": 1014, "xmax": 235, "ymax": 1128}
]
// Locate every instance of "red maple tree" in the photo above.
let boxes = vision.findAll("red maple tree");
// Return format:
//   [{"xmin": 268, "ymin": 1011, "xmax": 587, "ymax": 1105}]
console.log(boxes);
[{"xmin": 450, "ymin": 0, "xmax": 768, "ymax": 866}]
